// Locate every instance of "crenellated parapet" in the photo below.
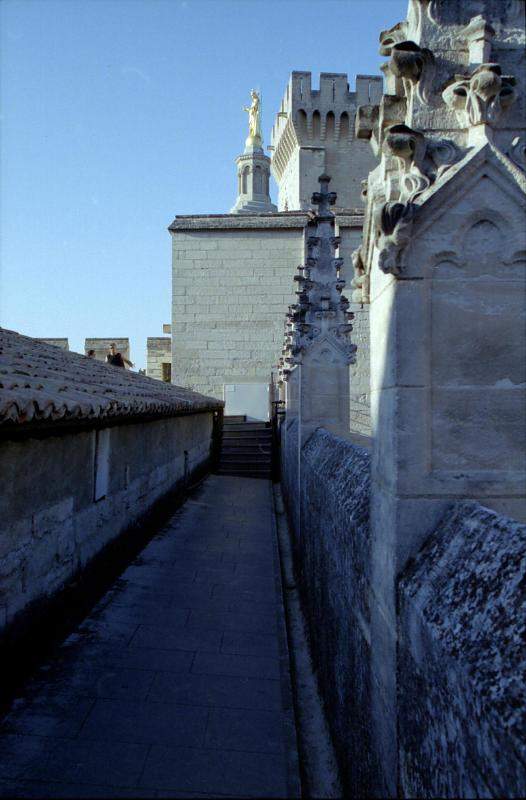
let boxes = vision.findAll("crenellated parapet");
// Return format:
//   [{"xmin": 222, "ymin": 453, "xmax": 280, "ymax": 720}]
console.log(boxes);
[
  {"xmin": 270, "ymin": 72, "xmax": 381, "ymax": 155},
  {"xmin": 270, "ymin": 72, "xmax": 383, "ymax": 211}
]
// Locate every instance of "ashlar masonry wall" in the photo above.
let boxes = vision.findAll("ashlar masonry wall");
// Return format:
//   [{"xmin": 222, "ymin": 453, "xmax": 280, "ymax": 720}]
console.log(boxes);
[
  {"xmin": 280, "ymin": 426, "xmax": 526, "ymax": 797},
  {"xmin": 0, "ymin": 413, "xmax": 215, "ymax": 638},
  {"xmin": 337, "ymin": 216, "xmax": 371, "ymax": 437},
  {"xmin": 170, "ymin": 211, "xmax": 371, "ymax": 435},
  {"xmin": 170, "ymin": 214, "xmax": 308, "ymax": 400},
  {"xmin": 147, "ymin": 337, "xmax": 171, "ymax": 382}
]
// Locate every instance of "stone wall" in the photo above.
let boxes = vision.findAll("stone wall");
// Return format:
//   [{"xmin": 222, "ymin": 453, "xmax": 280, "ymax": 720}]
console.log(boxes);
[
  {"xmin": 36, "ymin": 339, "xmax": 69, "ymax": 351},
  {"xmin": 399, "ymin": 502, "xmax": 526, "ymax": 798},
  {"xmin": 280, "ymin": 427, "xmax": 526, "ymax": 797},
  {"xmin": 84, "ymin": 338, "xmax": 131, "ymax": 364},
  {"xmin": 146, "ymin": 336, "xmax": 171, "ymax": 382},
  {"xmin": 348, "ymin": 305, "xmax": 371, "ymax": 437},
  {"xmin": 355, "ymin": 2, "xmax": 526, "ymax": 790},
  {"xmin": 170, "ymin": 217, "xmax": 307, "ymax": 399},
  {"xmin": 270, "ymin": 72, "xmax": 382, "ymax": 211},
  {"xmin": 0, "ymin": 412, "xmax": 214, "ymax": 637},
  {"xmin": 289, "ymin": 428, "xmax": 373, "ymax": 795},
  {"xmin": 170, "ymin": 213, "xmax": 366, "ymax": 419},
  {"xmin": 280, "ymin": 417, "xmax": 300, "ymax": 536}
]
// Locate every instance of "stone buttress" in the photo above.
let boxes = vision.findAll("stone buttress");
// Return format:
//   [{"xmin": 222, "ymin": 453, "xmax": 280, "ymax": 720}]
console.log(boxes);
[{"xmin": 353, "ymin": 0, "xmax": 526, "ymax": 794}]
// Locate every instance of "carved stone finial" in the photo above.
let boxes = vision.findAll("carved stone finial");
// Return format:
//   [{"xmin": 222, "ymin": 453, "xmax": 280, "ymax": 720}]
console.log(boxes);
[
  {"xmin": 277, "ymin": 177, "xmax": 356, "ymax": 381},
  {"xmin": 382, "ymin": 39, "xmax": 435, "ymax": 104},
  {"xmin": 311, "ymin": 174, "xmax": 337, "ymax": 217},
  {"xmin": 464, "ymin": 15, "xmax": 495, "ymax": 64},
  {"xmin": 442, "ymin": 63, "xmax": 517, "ymax": 137},
  {"xmin": 508, "ymin": 136, "xmax": 526, "ymax": 172},
  {"xmin": 375, "ymin": 201, "xmax": 415, "ymax": 276},
  {"xmin": 383, "ymin": 124, "xmax": 431, "ymax": 203}
]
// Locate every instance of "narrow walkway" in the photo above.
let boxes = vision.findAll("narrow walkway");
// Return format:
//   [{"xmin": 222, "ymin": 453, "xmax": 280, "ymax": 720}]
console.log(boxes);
[{"xmin": 0, "ymin": 476, "xmax": 300, "ymax": 798}]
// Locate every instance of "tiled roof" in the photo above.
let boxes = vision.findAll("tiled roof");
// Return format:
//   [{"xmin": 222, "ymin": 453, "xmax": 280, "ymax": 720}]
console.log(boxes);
[{"xmin": 0, "ymin": 328, "xmax": 223, "ymax": 430}]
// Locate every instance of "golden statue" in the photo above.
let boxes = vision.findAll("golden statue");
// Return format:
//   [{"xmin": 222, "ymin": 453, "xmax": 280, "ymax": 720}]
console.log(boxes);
[{"xmin": 243, "ymin": 89, "xmax": 262, "ymax": 147}]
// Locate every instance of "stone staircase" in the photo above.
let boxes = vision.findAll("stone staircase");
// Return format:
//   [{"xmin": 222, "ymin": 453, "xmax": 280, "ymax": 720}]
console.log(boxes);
[{"xmin": 216, "ymin": 416, "xmax": 273, "ymax": 479}]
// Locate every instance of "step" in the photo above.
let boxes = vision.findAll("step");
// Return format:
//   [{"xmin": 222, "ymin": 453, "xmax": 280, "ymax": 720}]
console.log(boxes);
[
  {"xmin": 221, "ymin": 441, "xmax": 272, "ymax": 449},
  {"xmin": 222, "ymin": 430, "xmax": 272, "ymax": 440},
  {"xmin": 221, "ymin": 446, "xmax": 272, "ymax": 457},
  {"xmin": 223, "ymin": 424, "xmax": 270, "ymax": 433},
  {"xmin": 216, "ymin": 468, "xmax": 272, "ymax": 479},
  {"xmin": 221, "ymin": 439, "xmax": 272, "ymax": 453},
  {"xmin": 220, "ymin": 448, "xmax": 272, "ymax": 457},
  {"xmin": 221, "ymin": 444, "xmax": 272, "ymax": 453},
  {"xmin": 220, "ymin": 457, "xmax": 272, "ymax": 468},
  {"xmin": 224, "ymin": 415, "xmax": 247, "ymax": 423}
]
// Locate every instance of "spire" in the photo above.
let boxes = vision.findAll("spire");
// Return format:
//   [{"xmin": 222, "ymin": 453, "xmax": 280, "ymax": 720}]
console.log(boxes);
[
  {"xmin": 278, "ymin": 174, "xmax": 356, "ymax": 383},
  {"xmin": 230, "ymin": 90, "xmax": 277, "ymax": 214}
]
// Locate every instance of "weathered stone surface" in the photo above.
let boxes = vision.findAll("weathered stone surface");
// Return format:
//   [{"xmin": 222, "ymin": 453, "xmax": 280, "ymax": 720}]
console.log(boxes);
[
  {"xmin": 84, "ymin": 338, "xmax": 130, "ymax": 365},
  {"xmin": 0, "ymin": 330, "xmax": 222, "ymax": 636},
  {"xmin": 0, "ymin": 414, "xmax": 215, "ymax": 636},
  {"xmin": 348, "ymin": 305, "xmax": 371, "ymax": 437},
  {"xmin": 280, "ymin": 417, "xmax": 300, "ymax": 537},
  {"xmin": 281, "ymin": 426, "xmax": 373, "ymax": 795},
  {"xmin": 399, "ymin": 502, "xmax": 526, "ymax": 798},
  {"xmin": 0, "ymin": 476, "xmax": 300, "ymax": 798},
  {"xmin": 146, "ymin": 337, "xmax": 171, "ymax": 382},
  {"xmin": 35, "ymin": 338, "xmax": 69, "ymax": 351},
  {"xmin": 355, "ymin": 1, "xmax": 526, "ymax": 792},
  {"xmin": 270, "ymin": 72, "xmax": 381, "ymax": 211}
]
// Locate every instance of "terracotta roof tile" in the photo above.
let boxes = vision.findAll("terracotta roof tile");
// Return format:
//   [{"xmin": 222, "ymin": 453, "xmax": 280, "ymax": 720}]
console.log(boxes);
[{"xmin": 0, "ymin": 328, "xmax": 222, "ymax": 429}]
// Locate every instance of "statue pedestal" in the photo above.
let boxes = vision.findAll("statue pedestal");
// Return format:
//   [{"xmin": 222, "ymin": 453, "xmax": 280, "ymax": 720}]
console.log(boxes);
[
  {"xmin": 231, "ymin": 149, "xmax": 277, "ymax": 215},
  {"xmin": 245, "ymin": 134, "xmax": 263, "ymax": 152}
]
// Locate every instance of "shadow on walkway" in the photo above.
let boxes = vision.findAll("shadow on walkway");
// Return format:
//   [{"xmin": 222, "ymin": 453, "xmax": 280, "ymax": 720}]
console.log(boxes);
[{"xmin": 0, "ymin": 476, "xmax": 300, "ymax": 798}]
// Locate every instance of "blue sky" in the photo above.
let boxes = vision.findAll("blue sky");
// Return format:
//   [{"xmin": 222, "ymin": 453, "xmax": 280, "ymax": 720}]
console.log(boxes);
[{"xmin": 1, "ymin": 0, "xmax": 407, "ymax": 369}]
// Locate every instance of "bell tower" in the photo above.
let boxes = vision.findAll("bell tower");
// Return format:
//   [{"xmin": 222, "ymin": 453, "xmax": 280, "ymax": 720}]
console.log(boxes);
[{"xmin": 231, "ymin": 90, "xmax": 277, "ymax": 214}]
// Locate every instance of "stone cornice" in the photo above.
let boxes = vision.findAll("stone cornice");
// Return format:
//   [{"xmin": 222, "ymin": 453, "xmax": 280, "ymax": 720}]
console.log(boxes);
[
  {"xmin": 169, "ymin": 210, "xmax": 364, "ymax": 232},
  {"xmin": 169, "ymin": 212, "xmax": 309, "ymax": 232}
]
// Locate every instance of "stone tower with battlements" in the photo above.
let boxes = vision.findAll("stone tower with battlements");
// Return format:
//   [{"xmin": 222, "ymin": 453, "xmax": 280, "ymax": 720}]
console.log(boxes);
[{"xmin": 269, "ymin": 71, "xmax": 382, "ymax": 211}]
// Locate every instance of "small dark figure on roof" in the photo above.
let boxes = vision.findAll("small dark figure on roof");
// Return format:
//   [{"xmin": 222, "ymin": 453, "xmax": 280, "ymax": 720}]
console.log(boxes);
[
  {"xmin": 106, "ymin": 343, "xmax": 133, "ymax": 369},
  {"xmin": 87, "ymin": 349, "xmax": 96, "ymax": 358}
]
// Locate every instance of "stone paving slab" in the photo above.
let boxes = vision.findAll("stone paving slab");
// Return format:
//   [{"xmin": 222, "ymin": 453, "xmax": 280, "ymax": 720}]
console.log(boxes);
[{"xmin": 0, "ymin": 476, "xmax": 300, "ymax": 798}]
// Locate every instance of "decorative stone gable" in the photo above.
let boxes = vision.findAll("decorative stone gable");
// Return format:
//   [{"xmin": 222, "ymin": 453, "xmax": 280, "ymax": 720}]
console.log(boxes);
[
  {"xmin": 350, "ymin": 2, "xmax": 526, "ymax": 795},
  {"xmin": 353, "ymin": 0, "xmax": 525, "ymax": 300}
]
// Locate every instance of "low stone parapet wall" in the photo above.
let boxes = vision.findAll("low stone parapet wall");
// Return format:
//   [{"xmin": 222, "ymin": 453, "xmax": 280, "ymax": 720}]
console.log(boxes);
[
  {"xmin": 0, "ymin": 412, "xmax": 215, "ymax": 640},
  {"xmin": 280, "ymin": 426, "xmax": 526, "ymax": 797},
  {"xmin": 281, "ymin": 425, "xmax": 373, "ymax": 793},
  {"xmin": 280, "ymin": 417, "xmax": 300, "ymax": 535},
  {"xmin": 399, "ymin": 502, "xmax": 526, "ymax": 798}
]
